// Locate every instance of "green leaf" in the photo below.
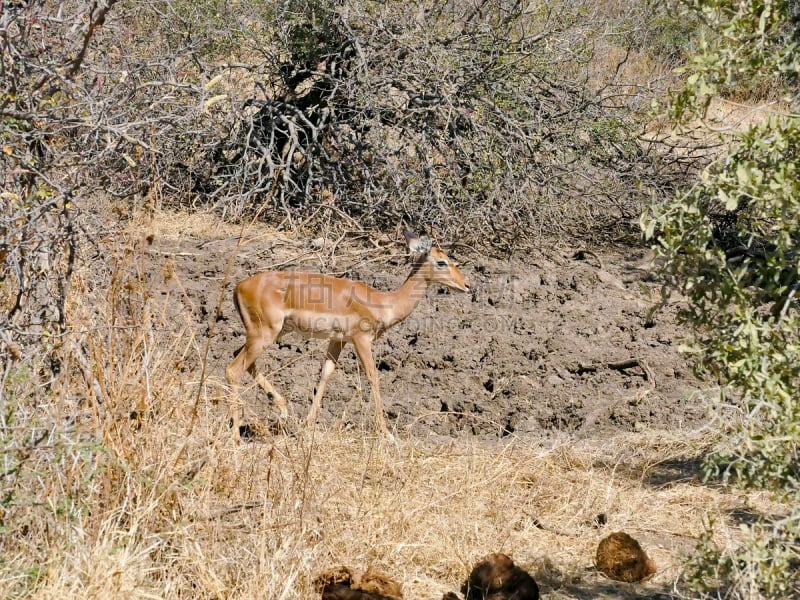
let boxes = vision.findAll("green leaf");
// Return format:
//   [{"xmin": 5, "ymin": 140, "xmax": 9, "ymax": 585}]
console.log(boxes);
[
  {"xmin": 737, "ymin": 162, "xmax": 751, "ymax": 186},
  {"xmin": 644, "ymin": 218, "xmax": 657, "ymax": 240},
  {"xmin": 719, "ymin": 189, "xmax": 739, "ymax": 211}
]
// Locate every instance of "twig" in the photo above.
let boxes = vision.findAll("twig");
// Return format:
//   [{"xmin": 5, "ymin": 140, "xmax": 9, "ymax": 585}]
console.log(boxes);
[
  {"xmin": 778, "ymin": 280, "xmax": 800, "ymax": 322},
  {"xmin": 525, "ymin": 511, "xmax": 578, "ymax": 538},
  {"xmin": 572, "ymin": 249, "xmax": 603, "ymax": 270},
  {"xmin": 69, "ymin": 1, "xmax": 120, "ymax": 79},
  {"xmin": 206, "ymin": 500, "xmax": 272, "ymax": 520},
  {"xmin": 0, "ymin": 429, "xmax": 49, "ymax": 481},
  {"xmin": 69, "ymin": 340, "xmax": 108, "ymax": 407},
  {"xmin": 576, "ymin": 357, "xmax": 655, "ymax": 405}
]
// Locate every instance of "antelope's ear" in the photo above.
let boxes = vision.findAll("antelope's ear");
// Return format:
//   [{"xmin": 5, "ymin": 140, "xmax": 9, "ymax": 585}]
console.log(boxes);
[
  {"xmin": 403, "ymin": 229, "xmax": 419, "ymax": 246},
  {"xmin": 404, "ymin": 230, "xmax": 432, "ymax": 254}
]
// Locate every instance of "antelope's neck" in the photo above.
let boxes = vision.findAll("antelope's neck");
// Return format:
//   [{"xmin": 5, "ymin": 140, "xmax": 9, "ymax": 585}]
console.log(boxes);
[{"xmin": 382, "ymin": 265, "xmax": 429, "ymax": 328}]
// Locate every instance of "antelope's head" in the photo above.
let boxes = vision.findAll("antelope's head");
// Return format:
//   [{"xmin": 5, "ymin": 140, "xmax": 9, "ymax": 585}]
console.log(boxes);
[{"xmin": 404, "ymin": 230, "xmax": 469, "ymax": 292}]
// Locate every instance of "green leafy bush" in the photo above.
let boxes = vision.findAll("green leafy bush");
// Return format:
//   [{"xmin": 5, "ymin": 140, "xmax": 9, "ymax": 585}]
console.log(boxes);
[{"xmin": 645, "ymin": 0, "xmax": 800, "ymax": 596}]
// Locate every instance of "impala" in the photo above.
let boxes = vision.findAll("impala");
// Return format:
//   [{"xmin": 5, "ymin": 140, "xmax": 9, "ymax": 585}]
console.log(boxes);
[{"xmin": 225, "ymin": 230, "xmax": 470, "ymax": 441}]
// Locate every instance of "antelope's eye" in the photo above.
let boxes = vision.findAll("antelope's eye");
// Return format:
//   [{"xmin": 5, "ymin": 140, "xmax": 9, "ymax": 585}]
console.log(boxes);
[{"xmin": 436, "ymin": 260, "xmax": 449, "ymax": 268}]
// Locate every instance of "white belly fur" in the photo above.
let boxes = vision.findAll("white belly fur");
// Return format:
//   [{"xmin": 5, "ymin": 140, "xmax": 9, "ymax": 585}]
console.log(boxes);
[{"xmin": 281, "ymin": 310, "xmax": 358, "ymax": 341}]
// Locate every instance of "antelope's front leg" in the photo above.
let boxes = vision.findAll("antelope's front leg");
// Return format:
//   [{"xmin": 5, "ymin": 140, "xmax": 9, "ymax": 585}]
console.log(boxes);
[{"xmin": 351, "ymin": 335, "xmax": 393, "ymax": 440}]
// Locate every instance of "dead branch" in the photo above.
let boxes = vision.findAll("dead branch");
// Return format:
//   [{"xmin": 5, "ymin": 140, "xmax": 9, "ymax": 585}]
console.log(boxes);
[{"xmin": 576, "ymin": 357, "xmax": 656, "ymax": 404}]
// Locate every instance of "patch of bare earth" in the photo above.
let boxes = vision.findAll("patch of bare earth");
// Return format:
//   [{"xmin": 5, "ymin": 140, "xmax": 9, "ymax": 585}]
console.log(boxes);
[{"xmin": 148, "ymin": 216, "xmax": 707, "ymax": 442}]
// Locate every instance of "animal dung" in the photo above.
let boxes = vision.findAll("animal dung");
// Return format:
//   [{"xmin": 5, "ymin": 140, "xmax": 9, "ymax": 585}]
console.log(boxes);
[
  {"xmin": 595, "ymin": 531, "xmax": 657, "ymax": 583},
  {"xmin": 314, "ymin": 565, "xmax": 403, "ymax": 600},
  {"xmin": 455, "ymin": 552, "xmax": 540, "ymax": 600}
]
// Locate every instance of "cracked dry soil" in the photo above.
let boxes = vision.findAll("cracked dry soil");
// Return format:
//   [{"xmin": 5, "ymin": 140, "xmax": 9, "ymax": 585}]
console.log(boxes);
[{"xmin": 150, "ymin": 232, "xmax": 707, "ymax": 441}]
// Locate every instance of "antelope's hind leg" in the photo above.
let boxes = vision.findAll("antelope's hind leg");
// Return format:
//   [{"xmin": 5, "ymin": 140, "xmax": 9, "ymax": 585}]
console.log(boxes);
[
  {"xmin": 307, "ymin": 339, "xmax": 345, "ymax": 427},
  {"xmin": 225, "ymin": 331, "xmax": 284, "ymax": 441},
  {"xmin": 249, "ymin": 362, "xmax": 288, "ymax": 420}
]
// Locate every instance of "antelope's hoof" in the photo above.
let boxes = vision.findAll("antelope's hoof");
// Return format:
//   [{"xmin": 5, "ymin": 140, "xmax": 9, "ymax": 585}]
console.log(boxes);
[
  {"xmin": 269, "ymin": 417, "xmax": 294, "ymax": 436},
  {"xmin": 239, "ymin": 422, "xmax": 258, "ymax": 440}
]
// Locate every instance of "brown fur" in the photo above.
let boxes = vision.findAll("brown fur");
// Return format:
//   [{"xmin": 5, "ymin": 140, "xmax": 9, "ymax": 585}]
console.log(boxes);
[
  {"xmin": 315, "ymin": 566, "xmax": 403, "ymax": 600},
  {"xmin": 314, "ymin": 565, "xmax": 355, "ymax": 590},
  {"xmin": 321, "ymin": 584, "xmax": 399, "ymax": 600},
  {"xmin": 595, "ymin": 532, "xmax": 657, "ymax": 583},
  {"xmin": 352, "ymin": 566, "xmax": 403, "ymax": 598},
  {"xmin": 225, "ymin": 231, "xmax": 469, "ymax": 441},
  {"xmin": 460, "ymin": 553, "xmax": 539, "ymax": 600}
]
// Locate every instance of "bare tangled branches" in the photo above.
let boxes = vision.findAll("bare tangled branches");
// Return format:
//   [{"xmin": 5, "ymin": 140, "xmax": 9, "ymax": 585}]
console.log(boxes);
[
  {"xmin": 1, "ymin": 1, "xmax": 98, "ymax": 355},
  {"xmin": 0, "ymin": 0, "xmax": 211, "ymax": 367},
  {"xmin": 169, "ymin": 0, "xmax": 699, "ymax": 249},
  {"xmin": 1, "ymin": 0, "xmax": 708, "ymax": 375}
]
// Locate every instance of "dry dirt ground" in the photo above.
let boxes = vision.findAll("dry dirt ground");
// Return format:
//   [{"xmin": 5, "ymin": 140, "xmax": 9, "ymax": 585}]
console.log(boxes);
[{"xmin": 147, "ymin": 219, "xmax": 709, "ymax": 442}]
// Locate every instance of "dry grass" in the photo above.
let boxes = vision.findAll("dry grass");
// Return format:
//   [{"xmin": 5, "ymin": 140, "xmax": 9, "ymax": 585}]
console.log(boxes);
[
  {"xmin": 0, "ymin": 416, "xmax": 755, "ymax": 600},
  {"xmin": 0, "ymin": 217, "xmax": 782, "ymax": 600}
]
